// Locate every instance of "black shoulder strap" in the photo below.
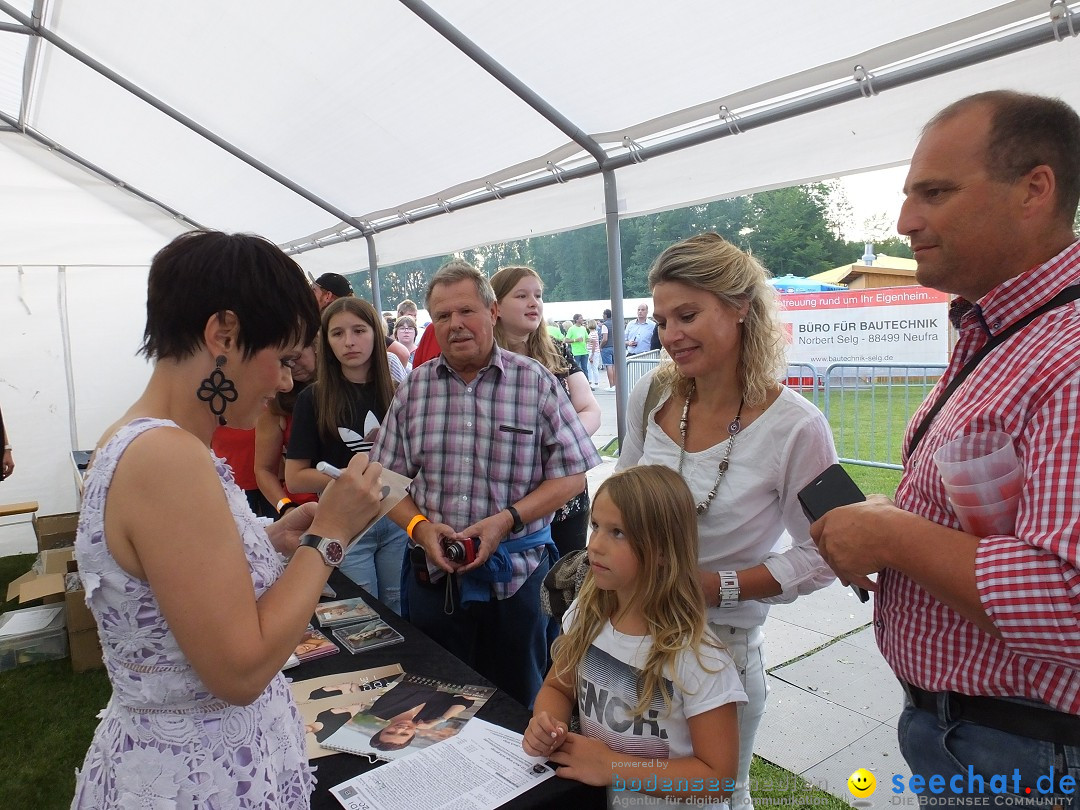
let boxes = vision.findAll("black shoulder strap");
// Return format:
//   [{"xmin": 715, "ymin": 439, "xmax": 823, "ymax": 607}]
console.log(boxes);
[{"xmin": 906, "ymin": 284, "xmax": 1080, "ymax": 457}]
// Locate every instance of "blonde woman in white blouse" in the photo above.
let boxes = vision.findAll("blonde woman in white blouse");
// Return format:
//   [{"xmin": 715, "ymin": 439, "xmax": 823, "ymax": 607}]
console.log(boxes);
[{"xmin": 617, "ymin": 232, "xmax": 838, "ymax": 810}]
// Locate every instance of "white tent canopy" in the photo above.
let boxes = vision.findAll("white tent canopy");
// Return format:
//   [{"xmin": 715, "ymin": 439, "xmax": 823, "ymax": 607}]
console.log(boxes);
[{"xmin": 1, "ymin": 0, "xmax": 1079, "ymax": 521}]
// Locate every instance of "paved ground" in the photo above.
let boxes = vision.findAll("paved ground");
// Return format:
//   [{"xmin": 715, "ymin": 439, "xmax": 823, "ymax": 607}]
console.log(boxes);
[{"xmin": 589, "ymin": 386, "xmax": 909, "ymax": 808}]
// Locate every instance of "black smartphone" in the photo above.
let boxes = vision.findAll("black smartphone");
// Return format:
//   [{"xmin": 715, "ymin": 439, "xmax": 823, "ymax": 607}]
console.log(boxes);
[{"xmin": 798, "ymin": 464, "xmax": 871, "ymax": 603}]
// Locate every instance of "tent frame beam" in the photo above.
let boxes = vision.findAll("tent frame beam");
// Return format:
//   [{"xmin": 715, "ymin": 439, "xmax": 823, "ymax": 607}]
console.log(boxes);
[
  {"xmin": 0, "ymin": 108, "xmax": 204, "ymax": 228},
  {"xmin": 399, "ymin": 0, "xmax": 607, "ymax": 166},
  {"xmin": 0, "ymin": 0, "xmax": 372, "ymax": 236},
  {"xmin": 18, "ymin": 0, "xmax": 45, "ymax": 129},
  {"xmin": 287, "ymin": 3, "xmax": 1079, "ymax": 256}
]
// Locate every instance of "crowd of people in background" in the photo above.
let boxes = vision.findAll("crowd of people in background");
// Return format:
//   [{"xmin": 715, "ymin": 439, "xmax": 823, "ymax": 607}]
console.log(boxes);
[{"xmin": 40, "ymin": 89, "xmax": 1080, "ymax": 809}]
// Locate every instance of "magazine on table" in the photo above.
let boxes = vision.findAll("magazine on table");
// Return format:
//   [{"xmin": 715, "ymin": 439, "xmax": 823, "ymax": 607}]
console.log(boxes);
[
  {"xmin": 333, "ymin": 618, "xmax": 404, "ymax": 654},
  {"xmin": 294, "ymin": 624, "xmax": 339, "ymax": 663},
  {"xmin": 290, "ymin": 664, "xmax": 405, "ymax": 759},
  {"xmin": 290, "ymin": 663, "xmax": 405, "ymax": 703},
  {"xmin": 315, "ymin": 596, "xmax": 380, "ymax": 628},
  {"xmin": 320, "ymin": 672, "xmax": 495, "ymax": 761}
]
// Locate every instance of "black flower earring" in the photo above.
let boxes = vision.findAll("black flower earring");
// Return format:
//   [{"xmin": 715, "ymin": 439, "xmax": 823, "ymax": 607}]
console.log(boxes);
[{"xmin": 197, "ymin": 355, "xmax": 238, "ymax": 426}]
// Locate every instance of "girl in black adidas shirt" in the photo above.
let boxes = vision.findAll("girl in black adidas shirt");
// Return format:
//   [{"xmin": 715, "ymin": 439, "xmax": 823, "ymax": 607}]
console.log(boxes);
[{"xmin": 286, "ymin": 297, "xmax": 407, "ymax": 613}]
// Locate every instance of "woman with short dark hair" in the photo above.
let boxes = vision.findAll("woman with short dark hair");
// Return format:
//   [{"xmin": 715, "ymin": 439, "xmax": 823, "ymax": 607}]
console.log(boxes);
[{"xmin": 72, "ymin": 230, "xmax": 384, "ymax": 809}]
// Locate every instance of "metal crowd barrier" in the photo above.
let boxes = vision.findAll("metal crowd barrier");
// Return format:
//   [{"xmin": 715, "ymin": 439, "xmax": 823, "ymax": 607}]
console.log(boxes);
[
  {"xmin": 616, "ymin": 357, "xmax": 945, "ymax": 470},
  {"xmin": 822, "ymin": 363, "xmax": 946, "ymax": 469},
  {"xmin": 783, "ymin": 363, "xmax": 821, "ymax": 408},
  {"xmin": 625, "ymin": 349, "xmax": 663, "ymax": 391}
]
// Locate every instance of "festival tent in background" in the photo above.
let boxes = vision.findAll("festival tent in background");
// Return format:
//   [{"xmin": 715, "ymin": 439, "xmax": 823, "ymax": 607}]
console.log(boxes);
[
  {"xmin": 2, "ymin": 0, "xmax": 1079, "ymax": 522},
  {"xmin": 769, "ymin": 275, "xmax": 847, "ymax": 294}
]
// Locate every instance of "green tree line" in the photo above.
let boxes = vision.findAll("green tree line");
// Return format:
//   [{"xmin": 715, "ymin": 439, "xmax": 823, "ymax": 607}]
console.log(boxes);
[{"xmin": 353, "ymin": 182, "xmax": 913, "ymax": 308}]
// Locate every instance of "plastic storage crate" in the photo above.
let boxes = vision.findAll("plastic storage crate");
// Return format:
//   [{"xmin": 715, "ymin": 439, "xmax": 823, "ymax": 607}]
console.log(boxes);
[{"xmin": 0, "ymin": 604, "xmax": 68, "ymax": 671}]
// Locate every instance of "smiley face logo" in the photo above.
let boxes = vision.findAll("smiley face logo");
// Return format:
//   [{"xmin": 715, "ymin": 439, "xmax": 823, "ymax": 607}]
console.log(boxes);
[{"xmin": 848, "ymin": 768, "xmax": 876, "ymax": 798}]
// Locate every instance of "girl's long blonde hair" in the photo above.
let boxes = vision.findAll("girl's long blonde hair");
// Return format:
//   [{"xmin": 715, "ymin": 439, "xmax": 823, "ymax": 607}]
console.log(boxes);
[
  {"xmin": 489, "ymin": 265, "xmax": 570, "ymax": 376},
  {"xmin": 313, "ymin": 297, "xmax": 395, "ymax": 444},
  {"xmin": 551, "ymin": 465, "xmax": 720, "ymax": 717},
  {"xmin": 649, "ymin": 232, "xmax": 785, "ymax": 408}
]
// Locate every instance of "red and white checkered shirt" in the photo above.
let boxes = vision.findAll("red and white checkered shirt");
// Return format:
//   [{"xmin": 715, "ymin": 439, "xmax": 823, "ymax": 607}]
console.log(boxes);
[{"xmin": 878, "ymin": 238, "xmax": 1080, "ymax": 714}]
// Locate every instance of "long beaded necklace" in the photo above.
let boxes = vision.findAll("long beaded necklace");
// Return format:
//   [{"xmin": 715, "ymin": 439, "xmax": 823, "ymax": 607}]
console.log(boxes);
[{"xmin": 676, "ymin": 383, "xmax": 744, "ymax": 515}]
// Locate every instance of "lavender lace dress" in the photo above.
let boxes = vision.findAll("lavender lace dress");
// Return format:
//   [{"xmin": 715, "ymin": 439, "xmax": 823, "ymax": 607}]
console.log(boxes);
[{"xmin": 72, "ymin": 418, "xmax": 314, "ymax": 809}]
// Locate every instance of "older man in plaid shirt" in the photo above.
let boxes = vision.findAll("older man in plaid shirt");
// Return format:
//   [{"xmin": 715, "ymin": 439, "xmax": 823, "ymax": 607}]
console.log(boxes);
[
  {"xmin": 373, "ymin": 259, "xmax": 600, "ymax": 706},
  {"xmin": 813, "ymin": 91, "xmax": 1080, "ymax": 798}
]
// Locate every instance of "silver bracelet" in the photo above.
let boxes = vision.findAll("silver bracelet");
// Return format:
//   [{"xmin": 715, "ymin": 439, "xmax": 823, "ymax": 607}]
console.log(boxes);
[{"xmin": 717, "ymin": 570, "xmax": 740, "ymax": 609}]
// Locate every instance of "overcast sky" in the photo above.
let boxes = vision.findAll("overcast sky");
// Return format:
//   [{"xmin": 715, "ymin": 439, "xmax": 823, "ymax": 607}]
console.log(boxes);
[{"xmin": 835, "ymin": 164, "xmax": 909, "ymax": 243}]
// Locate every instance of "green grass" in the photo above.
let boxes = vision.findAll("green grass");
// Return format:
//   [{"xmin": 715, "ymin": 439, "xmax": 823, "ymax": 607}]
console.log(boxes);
[
  {"xmin": 795, "ymin": 381, "xmax": 930, "ymax": 499},
  {"xmin": 817, "ymin": 380, "xmax": 939, "ymax": 475},
  {"xmin": 0, "ymin": 553, "xmax": 111, "ymax": 809},
  {"xmin": 749, "ymin": 757, "xmax": 853, "ymax": 809}
]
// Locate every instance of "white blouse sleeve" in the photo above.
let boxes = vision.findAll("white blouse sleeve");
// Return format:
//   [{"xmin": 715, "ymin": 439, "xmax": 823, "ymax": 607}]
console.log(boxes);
[{"xmin": 759, "ymin": 406, "xmax": 838, "ymax": 603}]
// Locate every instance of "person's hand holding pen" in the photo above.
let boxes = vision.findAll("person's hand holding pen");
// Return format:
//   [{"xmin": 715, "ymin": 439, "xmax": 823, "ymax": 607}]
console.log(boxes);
[{"xmin": 304, "ymin": 456, "xmax": 383, "ymax": 549}]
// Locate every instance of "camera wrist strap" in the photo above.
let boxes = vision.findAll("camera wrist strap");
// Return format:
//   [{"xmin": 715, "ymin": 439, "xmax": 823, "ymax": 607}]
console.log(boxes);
[{"xmin": 443, "ymin": 573, "xmax": 456, "ymax": 615}]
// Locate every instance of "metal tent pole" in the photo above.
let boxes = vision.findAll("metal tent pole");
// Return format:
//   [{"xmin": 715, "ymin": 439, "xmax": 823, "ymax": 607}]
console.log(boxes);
[
  {"xmin": 18, "ymin": 0, "xmax": 45, "ymax": 127},
  {"xmin": 366, "ymin": 234, "xmax": 382, "ymax": 314},
  {"xmin": 603, "ymin": 170, "xmax": 629, "ymax": 443},
  {"xmin": 56, "ymin": 267, "xmax": 80, "ymax": 453}
]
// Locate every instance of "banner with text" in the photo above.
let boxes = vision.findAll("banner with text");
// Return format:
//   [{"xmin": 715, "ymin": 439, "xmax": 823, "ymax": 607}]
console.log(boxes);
[{"xmin": 779, "ymin": 286, "xmax": 950, "ymax": 368}]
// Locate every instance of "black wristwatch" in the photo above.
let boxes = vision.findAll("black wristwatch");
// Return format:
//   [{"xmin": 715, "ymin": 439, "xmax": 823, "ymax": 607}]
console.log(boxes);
[
  {"xmin": 506, "ymin": 505, "xmax": 525, "ymax": 534},
  {"xmin": 299, "ymin": 533, "xmax": 345, "ymax": 567}
]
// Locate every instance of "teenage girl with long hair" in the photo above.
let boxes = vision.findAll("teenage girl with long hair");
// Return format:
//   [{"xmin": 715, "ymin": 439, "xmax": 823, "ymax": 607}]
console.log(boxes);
[
  {"xmin": 524, "ymin": 465, "xmax": 745, "ymax": 807},
  {"xmin": 285, "ymin": 297, "xmax": 408, "ymax": 613},
  {"xmin": 490, "ymin": 266, "xmax": 600, "ymax": 555}
]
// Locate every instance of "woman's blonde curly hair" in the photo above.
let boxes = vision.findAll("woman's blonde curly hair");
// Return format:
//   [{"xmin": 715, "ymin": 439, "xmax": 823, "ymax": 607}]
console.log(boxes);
[{"xmin": 648, "ymin": 232, "xmax": 785, "ymax": 408}]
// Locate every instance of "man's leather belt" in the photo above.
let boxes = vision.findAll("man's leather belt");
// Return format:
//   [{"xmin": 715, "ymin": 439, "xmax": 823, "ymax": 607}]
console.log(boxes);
[{"xmin": 902, "ymin": 681, "xmax": 1079, "ymax": 746}]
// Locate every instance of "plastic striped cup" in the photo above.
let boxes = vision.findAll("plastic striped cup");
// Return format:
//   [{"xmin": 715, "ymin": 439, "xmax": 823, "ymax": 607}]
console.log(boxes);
[{"xmin": 934, "ymin": 431, "xmax": 1019, "ymax": 487}]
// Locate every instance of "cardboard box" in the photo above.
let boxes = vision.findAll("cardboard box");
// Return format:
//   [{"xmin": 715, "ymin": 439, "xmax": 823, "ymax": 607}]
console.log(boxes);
[
  {"xmin": 4, "ymin": 549, "xmax": 103, "ymax": 672},
  {"xmin": 6, "ymin": 548, "xmax": 74, "ymax": 604},
  {"xmin": 64, "ymin": 559, "xmax": 102, "ymax": 672},
  {"xmin": 33, "ymin": 512, "xmax": 79, "ymax": 551}
]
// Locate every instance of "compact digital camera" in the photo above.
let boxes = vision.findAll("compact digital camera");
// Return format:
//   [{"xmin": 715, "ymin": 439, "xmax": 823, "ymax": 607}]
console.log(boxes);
[
  {"xmin": 410, "ymin": 536, "xmax": 482, "ymax": 586},
  {"xmin": 442, "ymin": 536, "xmax": 481, "ymax": 565}
]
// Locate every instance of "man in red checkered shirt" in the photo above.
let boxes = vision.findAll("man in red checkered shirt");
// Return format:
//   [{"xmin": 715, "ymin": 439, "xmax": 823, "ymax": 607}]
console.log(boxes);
[{"xmin": 812, "ymin": 91, "xmax": 1080, "ymax": 798}]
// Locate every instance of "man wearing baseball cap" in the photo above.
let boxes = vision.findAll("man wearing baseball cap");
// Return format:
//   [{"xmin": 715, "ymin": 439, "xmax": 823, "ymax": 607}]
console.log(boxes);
[{"xmin": 312, "ymin": 272, "xmax": 354, "ymax": 312}]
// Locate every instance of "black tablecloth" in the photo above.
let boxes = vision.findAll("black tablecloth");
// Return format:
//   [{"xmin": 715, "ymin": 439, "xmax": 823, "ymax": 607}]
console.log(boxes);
[{"xmin": 301, "ymin": 571, "xmax": 604, "ymax": 810}]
